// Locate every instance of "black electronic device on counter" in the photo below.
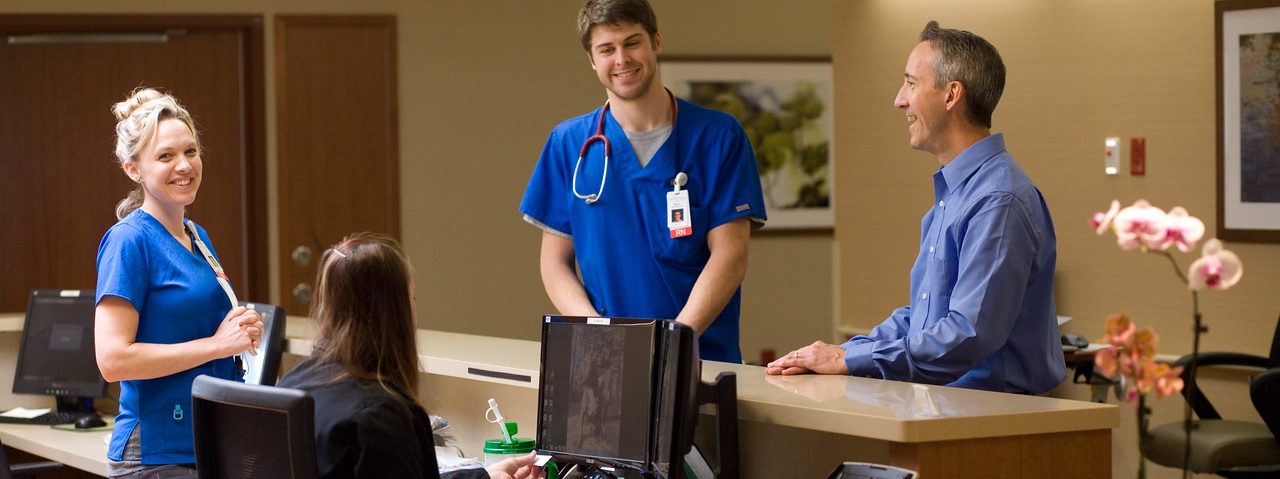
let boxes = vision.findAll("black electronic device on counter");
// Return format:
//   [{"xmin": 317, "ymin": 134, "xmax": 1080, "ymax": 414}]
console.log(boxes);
[
  {"xmin": 6, "ymin": 290, "xmax": 108, "ymax": 422},
  {"xmin": 536, "ymin": 315, "xmax": 701, "ymax": 479}
]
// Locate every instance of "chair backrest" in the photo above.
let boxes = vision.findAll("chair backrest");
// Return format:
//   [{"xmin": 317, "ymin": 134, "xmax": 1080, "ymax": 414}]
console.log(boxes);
[
  {"xmin": 0, "ymin": 437, "xmax": 14, "ymax": 479},
  {"xmin": 1268, "ymin": 311, "xmax": 1280, "ymax": 369},
  {"xmin": 191, "ymin": 375, "xmax": 319, "ymax": 479},
  {"xmin": 240, "ymin": 302, "xmax": 286, "ymax": 386}
]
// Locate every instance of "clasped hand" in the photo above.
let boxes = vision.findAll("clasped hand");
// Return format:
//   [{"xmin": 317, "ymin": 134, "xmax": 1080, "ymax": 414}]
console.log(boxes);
[{"xmin": 213, "ymin": 306, "xmax": 263, "ymax": 357}]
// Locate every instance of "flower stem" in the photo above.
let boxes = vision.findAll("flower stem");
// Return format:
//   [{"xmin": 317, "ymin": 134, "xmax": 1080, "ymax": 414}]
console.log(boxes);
[
  {"xmin": 1182, "ymin": 293, "xmax": 1202, "ymax": 479},
  {"xmin": 1152, "ymin": 250, "xmax": 1189, "ymax": 286},
  {"xmin": 1138, "ymin": 393, "xmax": 1149, "ymax": 479}
]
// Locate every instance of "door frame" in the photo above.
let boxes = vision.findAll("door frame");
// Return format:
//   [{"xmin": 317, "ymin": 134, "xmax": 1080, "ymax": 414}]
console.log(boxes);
[{"xmin": 0, "ymin": 14, "xmax": 269, "ymax": 302}]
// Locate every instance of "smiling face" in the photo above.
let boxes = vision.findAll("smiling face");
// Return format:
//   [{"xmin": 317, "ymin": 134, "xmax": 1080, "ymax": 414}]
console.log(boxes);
[
  {"xmin": 893, "ymin": 41, "xmax": 952, "ymax": 157},
  {"xmin": 587, "ymin": 20, "xmax": 662, "ymax": 103},
  {"xmin": 126, "ymin": 118, "xmax": 202, "ymax": 218}
]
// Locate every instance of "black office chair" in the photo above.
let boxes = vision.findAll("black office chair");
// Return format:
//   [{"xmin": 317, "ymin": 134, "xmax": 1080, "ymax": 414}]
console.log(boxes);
[
  {"xmin": 0, "ymin": 439, "xmax": 62, "ymax": 479},
  {"xmin": 1143, "ymin": 313, "xmax": 1280, "ymax": 477},
  {"xmin": 240, "ymin": 302, "xmax": 286, "ymax": 386},
  {"xmin": 191, "ymin": 375, "xmax": 319, "ymax": 479}
]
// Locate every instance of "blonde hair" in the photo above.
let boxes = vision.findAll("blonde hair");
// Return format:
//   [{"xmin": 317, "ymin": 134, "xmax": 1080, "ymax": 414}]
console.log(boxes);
[{"xmin": 111, "ymin": 87, "xmax": 200, "ymax": 219}]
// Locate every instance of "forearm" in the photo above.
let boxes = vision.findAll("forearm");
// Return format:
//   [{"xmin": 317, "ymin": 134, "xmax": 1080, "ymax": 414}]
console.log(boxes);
[
  {"xmin": 539, "ymin": 232, "xmax": 599, "ymax": 317},
  {"xmin": 675, "ymin": 219, "xmax": 749, "ymax": 333},
  {"xmin": 97, "ymin": 339, "xmax": 228, "ymax": 382}
]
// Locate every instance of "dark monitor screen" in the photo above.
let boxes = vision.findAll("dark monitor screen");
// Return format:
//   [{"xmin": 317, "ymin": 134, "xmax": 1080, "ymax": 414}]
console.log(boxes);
[
  {"xmin": 537, "ymin": 316, "xmax": 699, "ymax": 479},
  {"xmin": 12, "ymin": 289, "xmax": 108, "ymax": 405}
]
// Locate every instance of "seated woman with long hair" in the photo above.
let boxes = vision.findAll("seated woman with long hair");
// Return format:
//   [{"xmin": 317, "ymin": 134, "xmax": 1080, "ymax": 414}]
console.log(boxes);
[{"xmin": 277, "ymin": 233, "xmax": 540, "ymax": 479}]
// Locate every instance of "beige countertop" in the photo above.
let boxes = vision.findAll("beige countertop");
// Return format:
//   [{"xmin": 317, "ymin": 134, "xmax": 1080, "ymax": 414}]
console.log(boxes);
[{"xmin": 284, "ymin": 316, "xmax": 1117, "ymax": 444}]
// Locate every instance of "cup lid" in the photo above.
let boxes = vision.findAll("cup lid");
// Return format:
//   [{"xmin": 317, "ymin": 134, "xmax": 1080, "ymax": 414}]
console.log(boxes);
[{"xmin": 483, "ymin": 437, "xmax": 535, "ymax": 453}]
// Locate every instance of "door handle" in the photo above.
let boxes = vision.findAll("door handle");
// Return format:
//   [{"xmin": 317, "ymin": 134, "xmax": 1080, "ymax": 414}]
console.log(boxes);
[
  {"xmin": 291, "ymin": 245, "xmax": 313, "ymax": 266},
  {"xmin": 292, "ymin": 283, "xmax": 313, "ymax": 304}
]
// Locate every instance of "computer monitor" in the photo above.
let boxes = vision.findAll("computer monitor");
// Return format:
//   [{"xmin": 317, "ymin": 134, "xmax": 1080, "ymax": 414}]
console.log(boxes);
[
  {"xmin": 12, "ymin": 289, "xmax": 108, "ymax": 414},
  {"xmin": 536, "ymin": 315, "xmax": 700, "ymax": 479}
]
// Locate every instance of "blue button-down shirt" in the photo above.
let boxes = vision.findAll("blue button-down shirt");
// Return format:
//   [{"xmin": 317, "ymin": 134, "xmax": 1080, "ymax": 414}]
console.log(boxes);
[{"xmin": 841, "ymin": 134, "xmax": 1067, "ymax": 394}]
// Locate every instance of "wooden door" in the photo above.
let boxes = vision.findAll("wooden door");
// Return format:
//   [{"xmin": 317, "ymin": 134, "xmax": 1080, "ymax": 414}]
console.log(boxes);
[
  {"xmin": 275, "ymin": 15, "xmax": 399, "ymax": 315},
  {"xmin": 0, "ymin": 15, "xmax": 267, "ymax": 312}
]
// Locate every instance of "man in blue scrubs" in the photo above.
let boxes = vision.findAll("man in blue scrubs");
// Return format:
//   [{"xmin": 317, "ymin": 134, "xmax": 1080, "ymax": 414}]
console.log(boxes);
[
  {"xmin": 520, "ymin": 0, "xmax": 766, "ymax": 363},
  {"xmin": 767, "ymin": 21, "xmax": 1066, "ymax": 394}
]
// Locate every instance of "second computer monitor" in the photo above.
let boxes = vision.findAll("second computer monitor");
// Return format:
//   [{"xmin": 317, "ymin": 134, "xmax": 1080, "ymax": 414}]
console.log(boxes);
[
  {"xmin": 536, "ymin": 315, "xmax": 699, "ymax": 479},
  {"xmin": 12, "ymin": 289, "xmax": 108, "ymax": 412}
]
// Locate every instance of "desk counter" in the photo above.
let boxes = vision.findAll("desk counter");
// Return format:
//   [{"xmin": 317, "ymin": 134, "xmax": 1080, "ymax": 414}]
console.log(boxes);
[
  {"xmin": 287, "ymin": 320, "xmax": 1117, "ymax": 478},
  {"xmin": 0, "ymin": 316, "xmax": 1117, "ymax": 479}
]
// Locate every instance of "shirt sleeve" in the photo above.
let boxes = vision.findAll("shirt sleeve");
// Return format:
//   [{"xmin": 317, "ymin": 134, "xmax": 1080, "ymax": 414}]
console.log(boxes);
[
  {"xmin": 96, "ymin": 223, "xmax": 149, "ymax": 310},
  {"xmin": 520, "ymin": 126, "xmax": 573, "ymax": 236},
  {"xmin": 704, "ymin": 120, "xmax": 766, "ymax": 230},
  {"xmin": 843, "ymin": 193, "xmax": 1041, "ymax": 384}
]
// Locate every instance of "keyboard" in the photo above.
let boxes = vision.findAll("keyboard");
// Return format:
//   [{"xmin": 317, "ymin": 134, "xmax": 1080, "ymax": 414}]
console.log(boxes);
[{"xmin": 0, "ymin": 411, "xmax": 85, "ymax": 425}]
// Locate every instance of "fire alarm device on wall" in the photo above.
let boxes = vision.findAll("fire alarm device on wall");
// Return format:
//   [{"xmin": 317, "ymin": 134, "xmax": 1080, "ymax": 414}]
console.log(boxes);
[{"xmin": 1130, "ymin": 137, "xmax": 1146, "ymax": 176}]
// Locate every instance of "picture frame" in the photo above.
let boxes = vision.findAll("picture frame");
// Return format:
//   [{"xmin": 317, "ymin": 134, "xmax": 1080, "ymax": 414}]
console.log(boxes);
[
  {"xmin": 1216, "ymin": 0, "xmax": 1280, "ymax": 242},
  {"xmin": 660, "ymin": 56, "xmax": 833, "ymax": 230}
]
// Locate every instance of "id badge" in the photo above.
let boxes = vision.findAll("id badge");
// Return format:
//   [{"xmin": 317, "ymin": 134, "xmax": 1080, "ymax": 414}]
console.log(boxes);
[{"xmin": 666, "ymin": 190, "xmax": 691, "ymax": 238}]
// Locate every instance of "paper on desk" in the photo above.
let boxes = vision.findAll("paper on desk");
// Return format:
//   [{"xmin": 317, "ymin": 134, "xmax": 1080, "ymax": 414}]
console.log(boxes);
[{"xmin": 1, "ymin": 407, "xmax": 51, "ymax": 418}]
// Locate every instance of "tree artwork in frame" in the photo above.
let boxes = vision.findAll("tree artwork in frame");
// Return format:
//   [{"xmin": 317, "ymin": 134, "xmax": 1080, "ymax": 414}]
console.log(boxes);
[
  {"xmin": 1217, "ymin": 0, "xmax": 1280, "ymax": 242},
  {"xmin": 661, "ymin": 57, "xmax": 833, "ymax": 230}
]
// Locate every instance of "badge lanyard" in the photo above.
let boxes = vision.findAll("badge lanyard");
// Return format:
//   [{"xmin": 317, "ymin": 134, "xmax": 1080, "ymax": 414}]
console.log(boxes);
[
  {"xmin": 185, "ymin": 219, "xmax": 239, "ymax": 307},
  {"xmin": 184, "ymin": 219, "xmax": 253, "ymax": 370}
]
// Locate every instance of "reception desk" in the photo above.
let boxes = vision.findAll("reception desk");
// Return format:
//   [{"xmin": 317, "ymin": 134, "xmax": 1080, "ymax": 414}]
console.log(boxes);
[
  {"xmin": 1, "ymin": 315, "xmax": 1118, "ymax": 479},
  {"xmin": 289, "ymin": 320, "xmax": 1118, "ymax": 479}
]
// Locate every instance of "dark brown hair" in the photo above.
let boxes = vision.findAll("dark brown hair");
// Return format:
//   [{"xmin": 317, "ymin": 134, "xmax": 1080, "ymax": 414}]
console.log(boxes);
[
  {"xmin": 310, "ymin": 232, "xmax": 419, "ymax": 399},
  {"xmin": 577, "ymin": 0, "xmax": 658, "ymax": 51}
]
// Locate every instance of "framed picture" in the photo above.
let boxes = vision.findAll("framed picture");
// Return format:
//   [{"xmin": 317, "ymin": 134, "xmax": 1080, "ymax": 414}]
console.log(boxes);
[
  {"xmin": 1217, "ymin": 0, "xmax": 1280, "ymax": 242},
  {"xmin": 661, "ymin": 56, "xmax": 833, "ymax": 230}
]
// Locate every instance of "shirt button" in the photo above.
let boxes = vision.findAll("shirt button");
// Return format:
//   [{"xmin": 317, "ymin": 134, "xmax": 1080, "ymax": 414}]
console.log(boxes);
[
  {"xmin": 939, "ymin": 200, "xmax": 945, "ymax": 207},
  {"xmin": 929, "ymin": 246, "xmax": 935, "ymax": 254},
  {"xmin": 921, "ymin": 293, "xmax": 928, "ymax": 300}
]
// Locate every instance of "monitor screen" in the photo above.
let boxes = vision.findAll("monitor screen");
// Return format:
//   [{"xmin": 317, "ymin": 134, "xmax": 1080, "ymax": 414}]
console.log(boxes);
[
  {"xmin": 12, "ymin": 289, "xmax": 108, "ymax": 404},
  {"xmin": 537, "ymin": 316, "xmax": 699, "ymax": 479}
]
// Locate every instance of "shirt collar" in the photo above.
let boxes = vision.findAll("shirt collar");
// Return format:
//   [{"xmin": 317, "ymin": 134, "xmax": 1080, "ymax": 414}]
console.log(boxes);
[{"xmin": 935, "ymin": 133, "xmax": 1006, "ymax": 195}]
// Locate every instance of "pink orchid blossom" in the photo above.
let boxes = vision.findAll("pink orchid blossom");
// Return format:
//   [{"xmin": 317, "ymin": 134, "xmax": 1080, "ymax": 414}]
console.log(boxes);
[
  {"xmin": 1112, "ymin": 200, "xmax": 1166, "ymax": 250},
  {"xmin": 1093, "ymin": 314, "xmax": 1181, "ymax": 408},
  {"xmin": 1152, "ymin": 364, "xmax": 1185, "ymax": 399},
  {"xmin": 1090, "ymin": 200, "xmax": 1121, "ymax": 235},
  {"xmin": 1152, "ymin": 207, "xmax": 1204, "ymax": 253},
  {"xmin": 1188, "ymin": 239, "xmax": 1243, "ymax": 291},
  {"xmin": 1095, "ymin": 346, "xmax": 1120, "ymax": 377}
]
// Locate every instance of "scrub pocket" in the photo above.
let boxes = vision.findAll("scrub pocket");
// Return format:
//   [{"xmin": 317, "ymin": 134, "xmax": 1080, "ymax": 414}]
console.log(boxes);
[{"xmin": 650, "ymin": 206, "xmax": 710, "ymax": 268}]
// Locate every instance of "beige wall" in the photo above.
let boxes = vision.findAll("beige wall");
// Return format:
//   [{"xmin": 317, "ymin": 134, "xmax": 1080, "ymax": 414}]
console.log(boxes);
[
  {"xmin": 835, "ymin": 0, "xmax": 1278, "ymax": 360},
  {"xmin": 0, "ymin": 0, "xmax": 834, "ymax": 362}
]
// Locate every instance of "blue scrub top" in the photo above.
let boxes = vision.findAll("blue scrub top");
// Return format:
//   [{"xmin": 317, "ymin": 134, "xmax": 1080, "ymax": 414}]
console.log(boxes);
[
  {"xmin": 521, "ymin": 99, "xmax": 766, "ymax": 363},
  {"xmin": 96, "ymin": 209, "xmax": 242, "ymax": 464}
]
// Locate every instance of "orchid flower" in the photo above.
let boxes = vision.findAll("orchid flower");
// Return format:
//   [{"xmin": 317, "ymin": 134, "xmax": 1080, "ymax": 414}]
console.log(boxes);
[
  {"xmin": 1152, "ymin": 207, "xmax": 1204, "ymax": 253},
  {"xmin": 1151, "ymin": 363, "xmax": 1185, "ymax": 399},
  {"xmin": 1090, "ymin": 200, "xmax": 1120, "ymax": 235},
  {"xmin": 1188, "ymin": 239, "xmax": 1244, "ymax": 291},
  {"xmin": 1112, "ymin": 200, "xmax": 1166, "ymax": 250}
]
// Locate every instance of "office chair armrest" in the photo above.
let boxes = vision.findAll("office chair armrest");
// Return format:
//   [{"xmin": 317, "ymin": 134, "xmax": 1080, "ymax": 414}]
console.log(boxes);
[
  {"xmin": 1173, "ymin": 351, "xmax": 1268, "ymax": 370},
  {"xmin": 1175, "ymin": 352, "xmax": 1269, "ymax": 421},
  {"xmin": 10, "ymin": 460, "xmax": 63, "ymax": 478},
  {"xmin": 1250, "ymin": 367, "xmax": 1280, "ymax": 442}
]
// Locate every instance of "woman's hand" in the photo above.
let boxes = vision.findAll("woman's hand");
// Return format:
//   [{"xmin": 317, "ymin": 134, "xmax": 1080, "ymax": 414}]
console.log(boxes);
[
  {"xmin": 211, "ymin": 306, "xmax": 263, "ymax": 357},
  {"xmin": 484, "ymin": 452, "xmax": 546, "ymax": 479}
]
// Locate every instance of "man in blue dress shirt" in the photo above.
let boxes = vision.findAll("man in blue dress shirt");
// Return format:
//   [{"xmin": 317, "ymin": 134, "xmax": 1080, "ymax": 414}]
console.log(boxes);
[{"xmin": 766, "ymin": 21, "xmax": 1066, "ymax": 394}]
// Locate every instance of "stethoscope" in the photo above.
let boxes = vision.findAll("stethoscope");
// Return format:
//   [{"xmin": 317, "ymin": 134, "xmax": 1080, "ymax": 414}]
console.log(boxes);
[{"xmin": 572, "ymin": 91, "xmax": 679, "ymax": 204}]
